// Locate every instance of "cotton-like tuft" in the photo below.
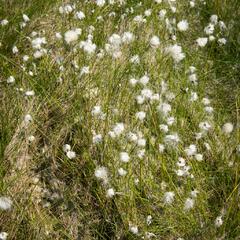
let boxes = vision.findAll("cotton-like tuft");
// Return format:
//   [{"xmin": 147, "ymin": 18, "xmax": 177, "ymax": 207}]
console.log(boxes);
[
  {"xmin": 118, "ymin": 168, "xmax": 127, "ymax": 176},
  {"xmin": 215, "ymin": 216, "xmax": 223, "ymax": 227},
  {"xmin": 166, "ymin": 44, "xmax": 185, "ymax": 62},
  {"xmin": 93, "ymin": 134, "xmax": 102, "ymax": 144},
  {"xmin": 106, "ymin": 188, "xmax": 115, "ymax": 198},
  {"xmin": 122, "ymin": 32, "xmax": 134, "ymax": 43},
  {"xmin": 163, "ymin": 191, "xmax": 175, "ymax": 204},
  {"xmin": 120, "ymin": 152, "xmax": 130, "ymax": 163},
  {"xmin": 7, "ymin": 76, "xmax": 15, "ymax": 84},
  {"xmin": 75, "ymin": 11, "xmax": 85, "ymax": 20},
  {"xmin": 0, "ymin": 232, "xmax": 8, "ymax": 240},
  {"xmin": 184, "ymin": 144, "xmax": 197, "ymax": 156},
  {"xmin": 66, "ymin": 150, "xmax": 76, "ymax": 159},
  {"xmin": 24, "ymin": 114, "xmax": 33, "ymax": 125},
  {"xmin": 96, "ymin": 0, "xmax": 105, "ymax": 7},
  {"xmin": 222, "ymin": 122, "xmax": 233, "ymax": 134},
  {"xmin": 95, "ymin": 166, "xmax": 108, "ymax": 183},
  {"xmin": 129, "ymin": 225, "xmax": 138, "ymax": 234},
  {"xmin": 196, "ymin": 38, "xmax": 208, "ymax": 47},
  {"xmin": 1, "ymin": 19, "xmax": 9, "ymax": 26},
  {"xmin": 136, "ymin": 111, "xmax": 146, "ymax": 121},
  {"xmin": 0, "ymin": 197, "xmax": 12, "ymax": 210},
  {"xmin": 150, "ymin": 36, "xmax": 160, "ymax": 48},
  {"xmin": 177, "ymin": 20, "xmax": 189, "ymax": 31},
  {"xmin": 64, "ymin": 29, "xmax": 81, "ymax": 44},
  {"xmin": 184, "ymin": 198, "xmax": 195, "ymax": 211}
]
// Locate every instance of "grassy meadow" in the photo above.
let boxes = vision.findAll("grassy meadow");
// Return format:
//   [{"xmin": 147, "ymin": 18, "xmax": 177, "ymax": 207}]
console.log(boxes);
[{"xmin": 0, "ymin": 0, "xmax": 239, "ymax": 239}]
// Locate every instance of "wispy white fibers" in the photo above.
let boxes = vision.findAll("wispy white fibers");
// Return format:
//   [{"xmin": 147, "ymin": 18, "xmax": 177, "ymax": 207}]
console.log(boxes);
[
  {"xmin": 166, "ymin": 44, "xmax": 185, "ymax": 62},
  {"xmin": 95, "ymin": 166, "xmax": 109, "ymax": 184},
  {"xmin": 0, "ymin": 197, "xmax": 12, "ymax": 210},
  {"xmin": 222, "ymin": 122, "xmax": 234, "ymax": 134},
  {"xmin": 64, "ymin": 29, "xmax": 81, "ymax": 44},
  {"xmin": 177, "ymin": 20, "xmax": 189, "ymax": 31}
]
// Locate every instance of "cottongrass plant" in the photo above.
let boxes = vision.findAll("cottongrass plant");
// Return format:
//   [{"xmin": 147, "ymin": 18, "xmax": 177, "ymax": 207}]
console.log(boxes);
[{"xmin": 0, "ymin": 0, "xmax": 239, "ymax": 239}]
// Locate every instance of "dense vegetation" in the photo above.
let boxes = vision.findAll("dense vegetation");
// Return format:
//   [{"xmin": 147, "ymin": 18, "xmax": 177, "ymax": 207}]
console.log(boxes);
[{"xmin": 0, "ymin": 0, "xmax": 239, "ymax": 239}]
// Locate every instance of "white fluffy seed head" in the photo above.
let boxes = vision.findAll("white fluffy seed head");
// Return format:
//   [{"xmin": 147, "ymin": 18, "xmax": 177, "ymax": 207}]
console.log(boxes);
[
  {"xmin": 144, "ymin": 9, "xmax": 152, "ymax": 17},
  {"xmin": 164, "ymin": 133, "xmax": 180, "ymax": 146},
  {"xmin": 130, "ymin": 55, "xmax": 140, "ymax": 64},
  {"xmin": 28, "ymin": 135, "xmax": 35, "ymax": 142},
  {"xmin": 106, "ymin": 188, "xmax": 115, "ymax": 198},
  {"xmin": 24, "ymin": 114, "xmax": 33, "ymax": 125},
  {"xmin": 64, "ymin": 29, "xmax": 81, "ymax": 44},
  {"xmin": 25, "ymin": 90, "xmax": 35, "ymax": 96},
  {"xmin": 66, "ymin": 150, "xmax": 76, "ymax": 159},
  {"xmin": 195, "ymin": 154, "xmax": 203, "ymax": 161},
  {"xmin": 1, "ymin": 19, "xmax": 9, "ymax": 26},
  {"xmin": 159, "ymin": 144, "xmax": 165, "ymax": 153},
  {"xmin": 199, "ymin": 121, "xmax": 211, "ymax": 132},
  {"xmin": 129, "ymin": 78, "xmax": 138, "ymax": 86},
  {"xmin": 188, "ymin": 73, "xmax": 198, "ymax": 85},
  {"xmin": 23, "ymin": 14, "xmax": 30, "ymax": 22},
  {"xmin": 163, "ymin": 191, "xmax": 175, "ymax": 204},
  {"xmin": 215, "ymin": 216, "xmax": 223, "ymax": 227},
  {"xmin": 184, "ymin": 198, "xmax": 195, "ymax": 211},
  {"xmin": 137, "ymin": 138, "xmax": 146, "ymax": 147},
  {"xmin": 95, "ymin": 166, "xmax": 108, "ymax": 183},
  {"xmin": 159, "ymin": 9, "xmax": 166, "ymax": 19},
  {"xmin": 129, "ymin": 225, "xmax": 138, "ymax": 234},
  {"xmin": 159, "ymin": 124, "xmax": 168, "ymax": 133},
  {"xmin": 108, "ymin": 33, "xmax": 122, "ymax": 47},
  {"xmin": 63, "ymin": 144, "xmax": 71, "ymax": 152},
  {"xmin": 190, "ymin": 92, "xmax": 198, "ymax": 101},
  {"xmin": 23, "ymin": 55, "xmax": 30, "ymax": 61},
  {"xmin": 120, "ymin": 152, "xmax": 130, "ymax": 163},
  {"xmin": 96, "ymin": 0, "xmax": 105, "ymax": 7},
  {"xmin": 0, "ymin": 232, "xmax": 8, "ymax": 240},
  {"xmin": 118, "ymin": 168, "xmax": 127, "ymax": 176},
  {"xmin": 12, "ymin": 46, "xmax": 18, "ymax": 54},
  {"xmin": 210, "ymin": 15, "xmax": 218, "ymax": 25},
  {"xmin": 136, "ymin": 111, "xmax": 146, "ymax": 121},
  {"xmin": 113, "ymin": 123, "xmax": 124, "ymax": 136},
  {"xmin": 202, "ymin": 98, "xmax": 211, "ymax": 105},
  {"xmin": 75, "ymin": 11, "xmax": 85, "ymax": 20},
  {"xmin": 177, "ymin": 157, "xmax": 186, "ymax": 167},
  {"xmin": 127, "ymin": 132, "xmax": 138, "ymax": 142},
  {"xmin": 93, "ymin": 134, "xmax": 102, "ymax": 144},
  {"xmin": 177, "ymin": 20, "xmax": 189, "ymax": 31},
  {"xmin": 7, "ymin": 76, "xmax": 15, "ymax": 84},
  {"xmin": 191, "ymin": 190, "xmax": 199, "ymax": 198},
  {"xmin": 157, "ymin": 102, "xmax": 171, "ymax": 116},
  {"xmin": 122, "ymin": 32, "xmax": 134, "ymax": 43},
  {"xmin": 222, "ymin": 122, "xmax": 234, "ymax": 134},
  {"xmin": 167, "ymin": 117, "xmax": 175, "ymax": 126},
  {"xmin": 218, "ymin": 38, "xmax": 227, "ymax": 45},
  {"xmin": 196, "ymin": 38, "xmax": 208, "ymax": 47},
  {"xmin": 150, "ymin": 36, "xmax": 160, "ymax": 48},
  {"xmin": 80, "ymin": 40, "xmax": 97, "ymax": 54},
  {"xmin": 166, "ymin": 44, "xmax": 185, "ymax": 63},
  {"xmin": 0, "ymin": 197, "xmax": 12, "ymax": 210},
  {"xmin": 146, "ymin": 215, "xmax": 152, "ymax": 225},
  {"xmin": 139, "ymin": 75, "xmax": 149, "ymax": 85},
  {"xmin": 31, "ymin": 37, "xmax": 46, "ymax": 49},
  {"xmin": 184, "ymin": 144, "xmax": 197, "ymax": 156}
]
